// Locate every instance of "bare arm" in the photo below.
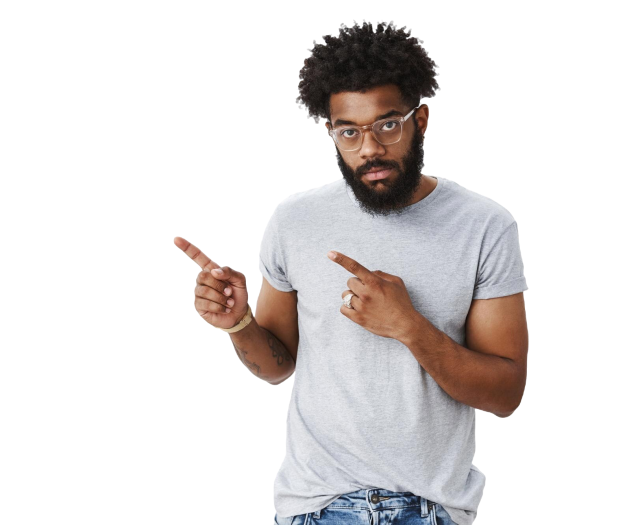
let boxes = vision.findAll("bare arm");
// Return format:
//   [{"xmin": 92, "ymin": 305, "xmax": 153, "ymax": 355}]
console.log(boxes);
[
  {"xmin": 173, "ymin": 237, "xmax": 298, "ymax": 385},
  {"xmin": 228, "ymin": 314, "xmax": 295, "ymax": 385}
]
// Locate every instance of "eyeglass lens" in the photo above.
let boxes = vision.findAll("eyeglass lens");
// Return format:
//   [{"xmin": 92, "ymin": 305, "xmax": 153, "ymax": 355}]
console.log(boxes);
[{"xmin": 335, "ymin": 119, "xmax": 403, "ymax": 150}]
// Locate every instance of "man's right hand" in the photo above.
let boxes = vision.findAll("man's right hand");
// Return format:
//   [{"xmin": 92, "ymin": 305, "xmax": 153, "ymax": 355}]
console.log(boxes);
[{"xmin": 173, "ymin": 236, "xmax": 250, "ymax": 330}]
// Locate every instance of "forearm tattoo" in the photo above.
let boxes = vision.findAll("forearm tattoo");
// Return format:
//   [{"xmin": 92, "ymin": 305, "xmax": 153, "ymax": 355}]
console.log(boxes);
[
  {"xmin": 231, "ymin": 329, "xmax": 293, "ymax": 380},
  {"xmin": 266, "ymin": 331, "xmax": 293, "ymax": 366},
  {"xmin": 231, "ymin": 341, "xmax": 266, "ymax": 378}
]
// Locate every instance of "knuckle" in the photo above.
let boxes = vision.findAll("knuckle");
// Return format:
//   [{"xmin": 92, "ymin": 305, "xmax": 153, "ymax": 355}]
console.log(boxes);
[
  {"xmin": 213, "ymin": 290, "xmax": 229, "ymax": 308},
  {"xmin": 200, "ymin": 284, "xmax": 214, "ymax": 298}
]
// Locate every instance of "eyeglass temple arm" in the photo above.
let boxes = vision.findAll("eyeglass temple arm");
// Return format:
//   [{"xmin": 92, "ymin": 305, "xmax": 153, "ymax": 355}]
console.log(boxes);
[{"xmin": 405, "ymin": 106, "xmax": 418, "ymax": 120}]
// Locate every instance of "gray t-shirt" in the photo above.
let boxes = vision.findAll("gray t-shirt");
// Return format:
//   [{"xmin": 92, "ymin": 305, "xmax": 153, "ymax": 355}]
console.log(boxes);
[{"xmin": 259, "ymin": 176, "xmax": 528, "ymax": 525}]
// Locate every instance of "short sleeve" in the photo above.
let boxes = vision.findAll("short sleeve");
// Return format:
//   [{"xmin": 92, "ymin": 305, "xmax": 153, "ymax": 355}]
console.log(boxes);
[
  {"xmin": 258, "ymin": 204, "xmax": 294, "ymax": 292},
  {"xmin": 473, "ymin": 221, "xmax": 528, "ymax": 300}
]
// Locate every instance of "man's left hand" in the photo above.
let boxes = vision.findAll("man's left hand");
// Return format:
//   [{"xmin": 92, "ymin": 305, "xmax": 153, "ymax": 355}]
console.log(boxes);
[{"xmin": 328, "ymin": 250, "xmax": 421, "ymax": 341}]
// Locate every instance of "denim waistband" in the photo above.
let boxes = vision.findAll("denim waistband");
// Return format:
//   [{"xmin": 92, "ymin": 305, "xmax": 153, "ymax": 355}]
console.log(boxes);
[{"xmin": 314, "ymin": 488, "xmax": 436, "ymax": 519}]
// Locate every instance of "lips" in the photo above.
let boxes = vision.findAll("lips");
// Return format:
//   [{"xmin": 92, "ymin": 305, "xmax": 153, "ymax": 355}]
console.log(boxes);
[
  {"xmin": 367, "ymin": 167, "xmax": 390, "ymax": 173},
  {"xmin": 364, "ymin": 168, "xmax": 393, "ymax": 181}
]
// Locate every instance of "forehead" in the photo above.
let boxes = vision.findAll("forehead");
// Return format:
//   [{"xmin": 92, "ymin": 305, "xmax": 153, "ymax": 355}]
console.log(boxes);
[{"xmin": 328, "ymin": 84, "xmax": 404, "ymax": 125}]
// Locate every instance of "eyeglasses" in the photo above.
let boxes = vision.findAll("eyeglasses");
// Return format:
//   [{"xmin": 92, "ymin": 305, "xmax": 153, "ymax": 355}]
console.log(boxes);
[{"xmin": 327, "ymin": 106, "xmax": 418, "ymax": 152}]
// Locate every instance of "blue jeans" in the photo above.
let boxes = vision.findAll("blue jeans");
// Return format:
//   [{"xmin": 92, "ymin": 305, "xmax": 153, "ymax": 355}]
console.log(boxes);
[{"xmin": 273, "ymin": 488, "xmax": 459, "ymax": 524}]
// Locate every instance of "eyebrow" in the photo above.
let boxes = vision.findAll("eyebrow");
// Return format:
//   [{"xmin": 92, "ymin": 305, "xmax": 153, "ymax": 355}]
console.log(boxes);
[{"xmin": 333, "ymin": 109, "xmax": 404, "ymax": 128}]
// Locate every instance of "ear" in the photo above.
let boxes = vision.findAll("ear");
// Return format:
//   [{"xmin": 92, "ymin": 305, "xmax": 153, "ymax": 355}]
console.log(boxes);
[
  {"xmin": 414, "ymin": 104, "xmax": 429, "ymax": 136},
  {"xmin": 325, "ymin": 121, "xmax": 331, "ymax": 131}
]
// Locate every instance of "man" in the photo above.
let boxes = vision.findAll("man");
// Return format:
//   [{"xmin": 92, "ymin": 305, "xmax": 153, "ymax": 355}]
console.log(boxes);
[
  {"xmin": 272, "ymin": 18, "xmax": 529, "ymax": 525},
  {"xmin": 175, "ymin": 21, "xmax": 528, "ymax": 525}
]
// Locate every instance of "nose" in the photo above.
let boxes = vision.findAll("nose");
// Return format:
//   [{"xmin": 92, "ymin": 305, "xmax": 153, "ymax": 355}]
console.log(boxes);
[{"xmin": 359, "ymin": 129, "xmax": 386, "ymax": 159}]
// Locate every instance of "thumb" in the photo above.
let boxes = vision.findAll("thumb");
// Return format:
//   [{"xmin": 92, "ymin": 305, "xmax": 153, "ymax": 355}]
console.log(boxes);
[
  {"xmin": 373, "ymin": 270, "xmax": 397, "ymax": 282},
  {"xmin": 210, "ymin": 265, "xmax": 246, "ymax": 286}
]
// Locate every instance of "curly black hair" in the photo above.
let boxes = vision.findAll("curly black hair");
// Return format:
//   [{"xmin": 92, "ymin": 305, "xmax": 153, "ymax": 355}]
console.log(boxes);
[{"xmin": 296, "ymin": 21, "xmax": 440, "ymax": 123}]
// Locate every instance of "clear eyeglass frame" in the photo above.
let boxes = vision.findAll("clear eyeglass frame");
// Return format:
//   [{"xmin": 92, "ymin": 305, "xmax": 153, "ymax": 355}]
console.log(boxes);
[{"xmin": 327, "ymin": 106, "xmax": 419, "ymax": 152}]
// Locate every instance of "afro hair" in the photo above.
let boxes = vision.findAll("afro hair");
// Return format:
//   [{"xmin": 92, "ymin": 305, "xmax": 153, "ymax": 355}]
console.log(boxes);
[{"xmin": 296, "ymin": 21, "xmax": 440, "ymax": 123}]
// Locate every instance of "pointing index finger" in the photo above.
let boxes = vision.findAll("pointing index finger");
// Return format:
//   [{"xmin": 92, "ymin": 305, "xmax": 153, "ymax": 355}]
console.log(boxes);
[
  {"xmin": 174, "ymin": 236, "xmax": 219, "ymax": 270},
  {"xmin": 328, "ymin": 250, "xmax": 374, "ymax": 284}
]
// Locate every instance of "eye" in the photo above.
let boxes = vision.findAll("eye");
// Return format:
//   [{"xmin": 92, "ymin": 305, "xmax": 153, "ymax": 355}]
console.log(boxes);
[
  {"xmin": 381, "ymin": 120, "xmax": 399, "ymax": 130},
  {"xmin": 340, "ymin": 128, "xmax": 360, "ymax": 138}
]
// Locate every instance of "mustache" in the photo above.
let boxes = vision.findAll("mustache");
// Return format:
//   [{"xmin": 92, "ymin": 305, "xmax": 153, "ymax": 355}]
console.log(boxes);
[{"xmin": 356, "ymin": 161, "xmax": 399, "ymax": 177}]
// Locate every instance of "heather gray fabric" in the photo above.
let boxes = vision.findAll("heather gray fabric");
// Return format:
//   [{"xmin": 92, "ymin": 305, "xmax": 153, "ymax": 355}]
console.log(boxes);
[{"xmin": 258, "ymin": 176, "xmax": 528, "ymax": 525}]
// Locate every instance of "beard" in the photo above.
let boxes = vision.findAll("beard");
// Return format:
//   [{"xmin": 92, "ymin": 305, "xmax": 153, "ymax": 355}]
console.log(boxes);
[{"xmin": 336, "ymin": 128, "xmax": 425, "ymax": 217}]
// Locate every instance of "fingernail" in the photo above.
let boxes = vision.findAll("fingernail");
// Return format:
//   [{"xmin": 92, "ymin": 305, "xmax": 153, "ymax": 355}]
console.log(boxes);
[
  {"xmin": 224, "ymin": 287, "xmax": 231, "ymax": 295},
  {"xmin": 226, "ymin": 308, "xmax": 231, "ymax": 313},
  {"xmin": 328, "ymin": 251, "xmax": 337, "ymax": 260},
  {"xmin": 227, "ymin": 299, "xmax": 234, "ymax": 306},
  {"xmin": 213, "ymin": 268, "xmax": 223, "ymax": 275}
]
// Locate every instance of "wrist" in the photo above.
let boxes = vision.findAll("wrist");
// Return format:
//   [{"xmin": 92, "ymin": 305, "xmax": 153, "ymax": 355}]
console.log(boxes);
[
  {"xmin": 397, "ymin": 308, "xmax": 424, "ymax": 348},
  {"xmin": 222, "ymin": 304, "xmax": 253, "ymax": 333},
  {"xmin": 232, "ymin": 305, "xmax": 251, "ymax": 326}
]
